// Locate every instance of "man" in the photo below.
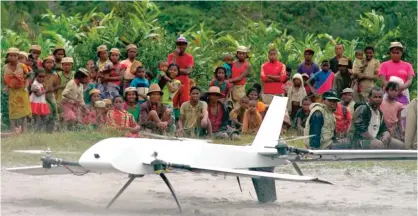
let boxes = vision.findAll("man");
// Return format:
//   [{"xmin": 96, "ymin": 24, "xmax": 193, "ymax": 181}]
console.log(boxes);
[
  {"xmin": 167, "ymin": 35, "xmax": 194, "ymax": 106},
  {"xmin": 352, "ymin": 46, "xmax": 380, "ymax": 102},
  {"xmin": 333, "ymin": 58, "xmax": 352, "ymax": 98},
  {"xmin": 304, "ymin": 90, "xmax": 339, "ymax": 149},
  {"xmin": 139, "ymin": 84, "xmax": 172, "ymax": 133},
  {"xmin": 177, "ymin": 86, "xmax": 212, "ymax": 138},
  {"xmin": 340, "ymin": 88, "xmax": 355, "ymax": 114},
  {"xmin": 350, "ymin": 87, "xmax": 404, "ymax": 149},
  {"xmin": 260, "ymin": 49, "xmax": 286, "ymax": 104},
  {"xmin": 297, "ymin": 48, "xmax": 319, "ymax": 77},
  {"xmin": 330, "ymin": 44, "xmax": 352, "ymax": 73},
  {"xmin": 120, "ymin": 44, "xmax": 142, "ymax": 90},
  {"xmin": 307, "ymin": 60, "xmax": 334, "ymax": 102}
]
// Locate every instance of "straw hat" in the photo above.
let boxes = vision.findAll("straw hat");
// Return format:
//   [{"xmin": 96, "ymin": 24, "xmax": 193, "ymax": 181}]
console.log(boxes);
[
  {"xmin": 78, "ymin": 68, "xmax": 89, "ymax": 76},
  {"xmin": 29, "ymin": 45, "xmax": 42, "ymax": 52},
  {"xmin": 206, "ymin": 86, "xmax": 223, "ymax": 96},
  {"xmin": 94, "ymin": 101, "xmax": 106, "ymax": 108},
  {"xmin": 338, "ymin": 58, "xmax": 349, "ymax": 66},
  {"xmin": 341, "ymin": 88, "xmax": 354, "ymax": 94},
  {"xmin": 389, "ymin": 42, "xmax": 403, "ymax": 50},
  {"xmin": 53, "ymin": 46, "xmax": 65, "ymax": 53},
  {"xmin": 61, "ymin": 57, "xmax": 74, "ymax": 64},
  {"xmin": 147, "ymin": 84, "xmax": 164, "ymax": 96},
  {"xmin": 6, "ymin": 47, "xmax": 19, "ymax": 54},
  {"xmin": 19, "ymin": 51, "xmax": 28, "ymax": 59},
  {"xmin": 236, "ymin": 46, "xmax": 249, "ymax": 53},
  {"xmin": 126, "ymin": 44, "xmax": 137, "ymax": 51},
  {"xmin": 110, "ymin": 48, "xmax": 120, "ymax": 55},
  {"xmin": 124, "ymin": 87, "xmax": 137, "ymax": 95},
  {"xmin": 103, "ymin": 99, "xmax": 112, "ymax": 105},
  {"xmin": 43, "ymin": 55, "xmax": 55, "ymax": 62},
  {"xmin": 89, "ymin": 89, "xmax": 101, "ymax": 96},
  {"xmin": 96, "ymin": 45, "xmax": 108, "ymax": 53}
]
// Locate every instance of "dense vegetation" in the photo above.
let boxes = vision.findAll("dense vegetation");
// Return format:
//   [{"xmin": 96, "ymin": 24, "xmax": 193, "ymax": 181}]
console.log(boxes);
[{"xmin": 1, "ymin": 1, "xmax": 417, "ymax": 128}]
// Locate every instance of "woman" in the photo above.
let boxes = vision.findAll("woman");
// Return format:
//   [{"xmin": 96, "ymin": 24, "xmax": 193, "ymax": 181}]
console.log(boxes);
[
  {"xmin": 3, "ymin": 47, "xmax": 32, "ymax": 132},
  {"xmin": 123, "ymin": 87, "xmax": 141, "ymax": 123},
  {"xmin": 227, "ymin": 46, "xmax": 251, "ymax": 109}
]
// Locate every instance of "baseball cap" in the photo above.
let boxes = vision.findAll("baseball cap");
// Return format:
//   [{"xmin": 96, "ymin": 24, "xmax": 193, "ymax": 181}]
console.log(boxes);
[{"xmin": 322, "ymin": 90, "xmax": 340, "ymax": 101}]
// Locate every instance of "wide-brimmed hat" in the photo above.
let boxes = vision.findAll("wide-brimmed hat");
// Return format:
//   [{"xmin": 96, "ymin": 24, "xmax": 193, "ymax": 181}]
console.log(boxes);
[
  {"xmin": 97, "ymin": 45, "xmax": 108, "ymax": 53},
  {"xmin": 206, "ymin": 86, "xmax": 223, "ymax": 96},
  {"xmin": 89, "ymin": 88, "xmax": 101, "ymax": 96},
  {"xmin": 18, "ymin": 51, "xmax": 28, "ymax": 59},
  {"xmin": 94, "ymin": 101, "xmax": 106, "ymax": 108},
  {"xmin": 110, "ymin": 48, "xmax": 120, "ymax": 55},
  {"xmin": 338, "ymin": 58, "xmax": 349, "ymax": 66},
  {"xmin": 6, "ymin": 47, "xmax": 19, "ymax": 54},
  {"xmin": 43, "ymin": 55, "xmax": 55, "ymax": 62},
  {"xmin": 126, "ymin": 44, "xmax": 137, "ymax": 51},
  {"xmin": 389, "ymin": 42, "xmax": 403, "ymax": 50},
  {"xmin": 53, "ymin": 46, "xmax": 65, "ymax": 53},
  {"xmin": 61, "ymin": 57, "xmax": 74, "ymax": 64},
  {"xmin": 304, "ymin": 48, "xmax": 315, "ymax": 55},
  {"xmin": 341, "ymin": 88, "xmax": 354, "ymax": 94},
  {"xmin": 147, "ymin": 84, "xmax": 164, "ymax": 96},
  {"xmin": 103, "ymin": 99, "xmax": 112, "ymax": 105},
  {"xmin": 124, "ymin": 87, "xmax": 137, "ymax": 96},
  {"xmin": 322, "ymin": 90, "xmax": 340, "ymax": 101},
  {"xmin": 236, "ymin": 46, "xmax": 249, "ymax": 53},
  {"xmin": 29, "ymin": 45, "xmax": 42, "ymax": 53},
  {"xmin": 175, "ymin": 35, "xmax": 188, "ymax": 44}
]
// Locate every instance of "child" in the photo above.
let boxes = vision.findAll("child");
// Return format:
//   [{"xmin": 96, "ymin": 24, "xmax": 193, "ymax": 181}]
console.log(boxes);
[
  {"xmin": 242, "ymin": 100, "xmax": 263, "ymax": 134},
  {"xmin": 102, "ymin": 48, "xmax": 122, "ymax": 100},
  {"xmin": 86, "ymin": 59, "xmax": 95, "ymax": 72},
  {"xmin": 351, "ymin": 49, "xmax": 365, "ymax": 97},
  {"xmin": 159, "ymin": 64, "xmax": 183, "ymax": 121},
  {"xmin": 302, "ymin": 73, "xmax": 314, "ymax": 101},
  {"xmin": 388, "ymin": 76, "xmax": 409, "ymax": 128},
  {"xmin": 3, "ymin": 47, "xmax": 32, "ymax": 133},
  {"xmin": 103, "ymin": 98, "xmax": 112, "ymax": 113},
  {"xmin": 145, "ymin": 71, "xmax": 155, "ymax": 83},
  {"xmin": 307, "ymin": 60, "xmax": 334, "ymax": 103},
  {"xmin": 287, "ymin": 73, "xmax": 307, "ymax": 120},
  {"xmin": 282, "ymin": 67, "xmax": 293, "ymax": 96},
  {"xmin": 246, "ymin": 87, "xmax": 266, "ymax": 114},
  {"xmin": 151, "ymin": 61, "xmax": 170, "ymax": 84},
  {"xmin": 83, "ymin": 65, "xmax": 99, "ymax": 105},
  {"xmin": 222, "ymin": 54, "xmax": 234, "ymax": 78},
  {"xmin": 130, "ymin": 66, "xmax": 150, "ymax": 104},
  {"xmin": 56, "ymin": 57, "xmax": 75, "ymax": 106},
  {"xmin": 210, "ymin": 66, "xmax": 231, "ymax": 104},
  {"xmin": 124, "ymin": 87, "xmax": 141, "ymax": 123},
  {"xmin": 294, "ymin": 97, "xmax": 312, "ymax": 135},
  {"xmin": 106, "ymin": 96, "xmax": 141, "ymax": 138},
  {"xmin": 94, "ymin": 100, "xmax": 107, "ymax": 127},
  {"xmin": 30, "ymin": 69, "xmax": 50, "ymax": 131},
  {"xmin": 229, "ymin": 96, "xmax": 249, "ymax": 130},
  {"xmin": 42, "ymin": 56, "xmax": 60, "ymax": 132},
  {"xmin": 380, "ymin": 82, "xmax": 405, "ymax": 140},
  {"xmin": 82, "ymin": 89, "xmax": 102, "ymax": 125}
]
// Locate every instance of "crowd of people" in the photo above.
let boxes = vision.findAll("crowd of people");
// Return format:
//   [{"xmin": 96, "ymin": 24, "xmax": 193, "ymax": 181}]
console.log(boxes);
[{"xmin": 2, "ymin": 36, "xmax": 417, "ymax": 149}]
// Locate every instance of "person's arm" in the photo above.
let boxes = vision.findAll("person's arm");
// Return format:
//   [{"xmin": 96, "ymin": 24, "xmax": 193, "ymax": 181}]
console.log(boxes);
[
  {"xmin": 179, "ymin": 67, "xmax": 192, "ymax": 76},
  {"xmin": 400, "ymin": 75, "xmax": 414, "ymax": 91},
  {"xmin": 297, "ymin": 117, "xmax": 304, "ymax": 132},
  {"xmin": 31, "ymin": 84, "xmax": 44, "ymax": 97},
  {"xmin": 201, "ymin": 102, "xmax": 208, "ymax": 122},
  {"xmin": 241, "ymin": 111, "xmax": 249, "ymax": 134},
  {"xmin": 139, "ymin": 104, "xmax": 155, "ymax": 128},
  {"xmin": 260, "ymin": 64, "xmax": 268, "ymax": 82},
  {"xmin": 177, "ymin": 114, "xmax": 185, "ymax": 136},
  {"xmin": 308, "ymin": 111, "xmax": 324, "ymax": 149},
  {"xmin": 378, "ymin": 63, "xmax": 388, "ymax": 87},
  {"xmin": 306, "ymin": 76, "xmax": 317, "ymax": 95},
  {"xmin": 230, "ymin": 110, "xmax": 242, "ymax": 127},
  {"xmin": 353, "ymin": 105, "xmax": 373, "ymax": 139},
  {"xmin": 228, "ymin": 63, "xmax": 251, "ymax": 83},
  {"xmin": 167, "ymin": 81, "xmax": 179, "ymax": 93},
  {"xmin": 268, "ymin": 64, "xmax": 287, "ymax": 82}
]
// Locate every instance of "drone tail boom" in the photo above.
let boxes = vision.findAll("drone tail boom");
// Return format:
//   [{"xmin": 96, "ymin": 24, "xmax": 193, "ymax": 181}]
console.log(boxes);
[{"xmin": 6, "ymin": 165, "xmax": 89, "ymax": 175}]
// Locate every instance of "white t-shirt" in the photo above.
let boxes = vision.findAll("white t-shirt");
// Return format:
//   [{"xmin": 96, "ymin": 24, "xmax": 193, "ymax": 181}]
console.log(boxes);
[{"xmin": 368, "ymin": 107, "xmax": 381, "ymax": 138}]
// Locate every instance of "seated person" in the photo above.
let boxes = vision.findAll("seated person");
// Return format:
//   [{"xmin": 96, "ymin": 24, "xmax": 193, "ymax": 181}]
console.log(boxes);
[
  {"xmin": 230, "ymin": 96, "xmax": 249, "ymax": 130},
  {"xmin": 177, "ymin": 86, "xmax": 211, "ymax": 138},
  {"xmin": 105, "ymin": 96, "xmax": 141, "ymax": 138},
  {"xmin": 351, "ymin": 87, "xmax": 404, "ymax": 149},
  {"xmin": 139, "ymin": 84, "xmax": 173, "ymax": 133},
  {"xmin": 294, "ymin": 97, "xmax": 311, "ymax": 135},
  {"xmin": 242, "ymin": 100, "xmax": 263, "ymax": 134},
  {"xmin": 334, "ymin": 102, "xmax": 352, "ymax": 139}
]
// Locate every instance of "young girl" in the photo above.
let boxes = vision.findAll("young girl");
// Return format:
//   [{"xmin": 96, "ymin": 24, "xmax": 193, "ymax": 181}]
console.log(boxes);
[
  {"xmin": 3, "ymin": 47, "xmax": 32, "ymax": 133},
  {"xmin": 106, "ymin": 96, "xmax": 141, "ymax": 138},
  {"xmin": 56, "ymin": 57, "xmax": 75, "ymax": 106},
  {"xmin": 246, "ymin": 88, "xmax": 265, "ymax": 114},
  {"xmin": 94, "ymin": 100, "xmax": 107, "ymax": 128},
  {"xmin": 287, "ymin": 73, "xmax": 307, "ymax": 120},
  {"xmin": 83, "ymin": 65, "xmax": 99, "ymax": 105},
  {"xmin": 30, "ymin": 69, "xmax": 51, "ymax": 131},
  {"xmin": 82, "ymin": 89, "xmax": 102, "ymax": 125},
  {"xmin": 42, "ymin": 56, "xmax": 60, "ymax": 132},
  {"xmin": 241, "ymin": 100, "xmax": 262, "ymax": 134},
  {"xmin": 151, "ymin": 61, "xmax": 170, "ymax": 84},
  {"xmin": 210, "ymin": 66, "xmax": 231, "ymax": 104},
  {"xmin": 130, "ymin": 66, "xmax": 150, "ymax": 104},
  {"xmin": 222, "ymin": 54, "xmax": 234, "ymax": 78},
  {"xmin": 159, "ymin": 64, "xmax": 183, "ymax": 121},
  {"xmin": 380, "ymin": 82, "xmax": 405, "ymax": 140},
  {"xmin": 52, "ymin": 46, "xmax": 66, "ymax": 72},
  {"xmin": 102, "ymin": 48, "xmax": 123, "ymax": 100},
  {"xmin": 388, "ymin": 76, "xmax": 409, "ymax": 128},
  {"xmin": 124, "ymin": 87, "xmax": 141, "ymax": 123}
]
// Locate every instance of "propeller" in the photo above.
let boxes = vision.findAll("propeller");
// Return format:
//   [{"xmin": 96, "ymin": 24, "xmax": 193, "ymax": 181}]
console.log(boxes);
[{"xmin": 13, "ymin": 149, "xmax": 79, "ymax": 155}]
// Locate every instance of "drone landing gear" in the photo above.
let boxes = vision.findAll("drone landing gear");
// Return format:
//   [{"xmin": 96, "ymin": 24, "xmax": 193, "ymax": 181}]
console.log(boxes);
[
  {"xmin": 106, "ymin": 173, "xmax": 182, "ymax": 213},
  {"xmin": 291, "ymin": 162, "xmax": 304, "ymax": 176}
]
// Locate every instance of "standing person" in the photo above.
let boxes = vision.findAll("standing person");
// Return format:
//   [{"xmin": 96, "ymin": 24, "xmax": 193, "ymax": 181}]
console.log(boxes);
[
  {"xmin": 333, "ymin": 58, "xmax": 352, "ymax": 98},
  {"xmin": 340, "ymin": 88, "xmax": 356, "ymax": 114},
  {"xmin": 130, "ymin": 66, "xmax": 150, "ymax": 104},
  {"xmin": 286, "ymin": 73, "xmax": 307, "ymax": 120},
  {"xmin": 52, "ymin": 46, "xmax": 66, "ymax": 72},
  {"xmin": 60, "ymin": 68, "xmax": 89, "ymax": 130},
  {"xmin": 307, "ymin": 60, "xmax": 334, "ymax": 102},
  {"xmin": 121, "ymin": 44, "xmax": 142, "ymax": 90},
  {"xmin": 29, "ymin": 45, "xmax": 43, "ymax": 68},
  {"xmin": 102, "ymin": 48, "xmax": 123, "ymax": 100},
  {"xmin": 380, "ymin": 82, "xmax": 405, "ymax": 140},
  {"xmin": 30, "ymin": 69, "xmax": 51, "ymax": 131},
  {"xmin": 241, "ymin": 100, "xmax": 263, "ymax": 135},
  {"xmin": 83, "ymin": 65, "xmax": 98, "ymax": 105},
  {"xmin": 167, "ymin": 35, "xmax": 194, "ymax": 106},
  {"xmin": 304, "ymin": 90, "xmax": 339, "ymax": 149},
  {"xmin": 86, "ymin": 59, "xmax": 95, "ymax": 72},
  {"xmin": 56, "ymin": 57, "xmax": 75, "ymax": 106},
  {"xmin": 96, "ymin": 45, "xmax": 112, "ymax": 72},
  {"xmin": 210, "ymin": 66, "xmax": 231, "ymax": 104},
  {"xmin": 350, "ymin": 87, "xmax": 404, "ymax": 149},
  {"xmin": 297, "ymin": 48, "xmax": 319, "ymax": 77},
  {"xmin": 177, "ymin": 86, "xmax": 211, "ymax": 138},
  {"xmin": 404, "ymin": 98, "xmax": 417, "ymax": 149},
  {"xmin": 159, "ymin": 64, "xmax": 183, "ymax": 121},
  {"xmin": 228, "ymin": 46, "xmax": 251, "ymax": 108},
  {"xmin": 123, "ymin": 87, "xmax": 141, "ymax": 123},
  {"xmin": 352, "ymin": 46, "xmax": 380, "ymax": 102},
  {"xmin": 329, "ymin": 44, "xmax": 353, "ymax": 73},
  {"xmin": 260, "ymin": 49, "xmax": 287, "ymax": 105},
  {"xmin": 3, "ymin": 48, "xmax": 32, "ymax": 133},
  {"xmin": 42, "ymin": 56, "xmax": 60, "ymax": 132},
  {"xmin": 222, "ymin": 53, "xmax": 234, "ymax": 78}
]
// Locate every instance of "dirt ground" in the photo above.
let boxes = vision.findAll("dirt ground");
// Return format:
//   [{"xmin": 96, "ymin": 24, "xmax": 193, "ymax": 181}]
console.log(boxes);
[{"xmin": 1, "ymin": 164, "xmax": 417, "ymax": 216}]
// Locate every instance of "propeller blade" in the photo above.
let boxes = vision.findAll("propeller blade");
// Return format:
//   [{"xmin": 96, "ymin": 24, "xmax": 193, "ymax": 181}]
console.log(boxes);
[
  {"xmin": 13, "ymin": 150, "xmax": 79, "ymax": 155},
  {"xmin": 237, "ymin": 176, "xmax": 243, "ymax": 193},
  {"xmin": 142, "ymin": 131, "xmax": 179, "ymax": 140},
  {"xmin": 160, "ymin": 173, "xmax": 182, "ymax": 213}
]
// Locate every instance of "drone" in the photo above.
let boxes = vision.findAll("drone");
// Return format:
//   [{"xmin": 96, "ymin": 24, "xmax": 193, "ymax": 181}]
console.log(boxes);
[{"xmin": 7, "ymin": 96, "xmax": 417, "ymax": 213}]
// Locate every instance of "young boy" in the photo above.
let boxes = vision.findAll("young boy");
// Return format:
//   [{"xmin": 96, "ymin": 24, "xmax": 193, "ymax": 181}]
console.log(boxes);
[
  {"xmin": 222, "ymin": 54, "xmax": 234, "ymax": 78},
  {"xmin": 151, "ymin": 61, "xmax": 170, "ymax": 84},
  {"xmin": 229, "ymin": 96, "xmax": 249, "ymax": 130},
  {"xmin": 242, "ymin": 100, "xmax": 263, "ymax": 134},
  {"xmin": 130, "ymin": 66, "xmax": 150, "ymax": 103},
  {"xmin": 380, "ymin": 82, "xmax": 405, "ymax": 140},
  {"xmin": 307, "ymin": 60, "xmax": 334, "ymax": 102},
  {"xmin": 294, "ymin": 97, "xmax": 312, "ymax": 135}
]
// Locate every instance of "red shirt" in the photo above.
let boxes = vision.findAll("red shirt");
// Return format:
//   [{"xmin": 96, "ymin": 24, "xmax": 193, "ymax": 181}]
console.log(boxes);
[
  {"xmin": 231, "ymin": 61, "xmax": 248, "ymax": 85},
  {"xmin": 208, "ymin": 104, "xmax": 224, "ymax": 132},
  {"xmin": 167, "ymin": 53, "xmax": 194, "ymax": 105},
  {"xmin": 260, "ymin": 60, "xmax": 286, "ymax": 94},
  {"xmin": 334, "ymin": 103, "xmax": 352, "ymax": 133},
  {"xmin": 210, "ymin": 79, "xmax": 231, "ymax": 99}
]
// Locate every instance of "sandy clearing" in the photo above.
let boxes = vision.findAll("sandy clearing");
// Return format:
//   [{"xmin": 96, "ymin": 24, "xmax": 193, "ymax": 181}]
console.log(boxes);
[{"xmin": 1, "ymin": 165, "xmax": 417, "ymax": 216}]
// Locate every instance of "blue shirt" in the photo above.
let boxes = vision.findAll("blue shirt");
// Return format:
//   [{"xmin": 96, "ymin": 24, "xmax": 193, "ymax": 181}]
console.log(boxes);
[
  {"xmin": 297, "ymin": 62, "xmax": 319, "ymax": 77},
  {"xmin": 130, "ymin": 77, "xmax": 150, "ymax": 88},
  {"xmin": 312, "ymin": 70, "xmax": 332, "ymax": 90}
]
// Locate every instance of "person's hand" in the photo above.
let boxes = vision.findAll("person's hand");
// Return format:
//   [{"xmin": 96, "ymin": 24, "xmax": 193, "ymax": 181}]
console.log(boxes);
[
  {"xmin": 380, "ymin": 132, "xmax": 391, "ymax": 143},
  {"xmin": 357, "ymin": 73, "xmax": 365, "ymax": 79},
  {"xmin": 158, "ymin": 121, "xmax": 168, "ymax": 130},
  {"xmin": 176, "ymin": 128, "xmax": 183, "ymax": 137},
  {"xmin": 175, "ymin": 48, "xmax": 180, "ymax": 55}
]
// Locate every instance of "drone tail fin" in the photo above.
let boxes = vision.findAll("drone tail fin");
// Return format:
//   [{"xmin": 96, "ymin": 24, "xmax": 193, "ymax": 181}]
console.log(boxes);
[{"xmin": 251, "ymin": 96, "xmax": 288, "ymax": 149}]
